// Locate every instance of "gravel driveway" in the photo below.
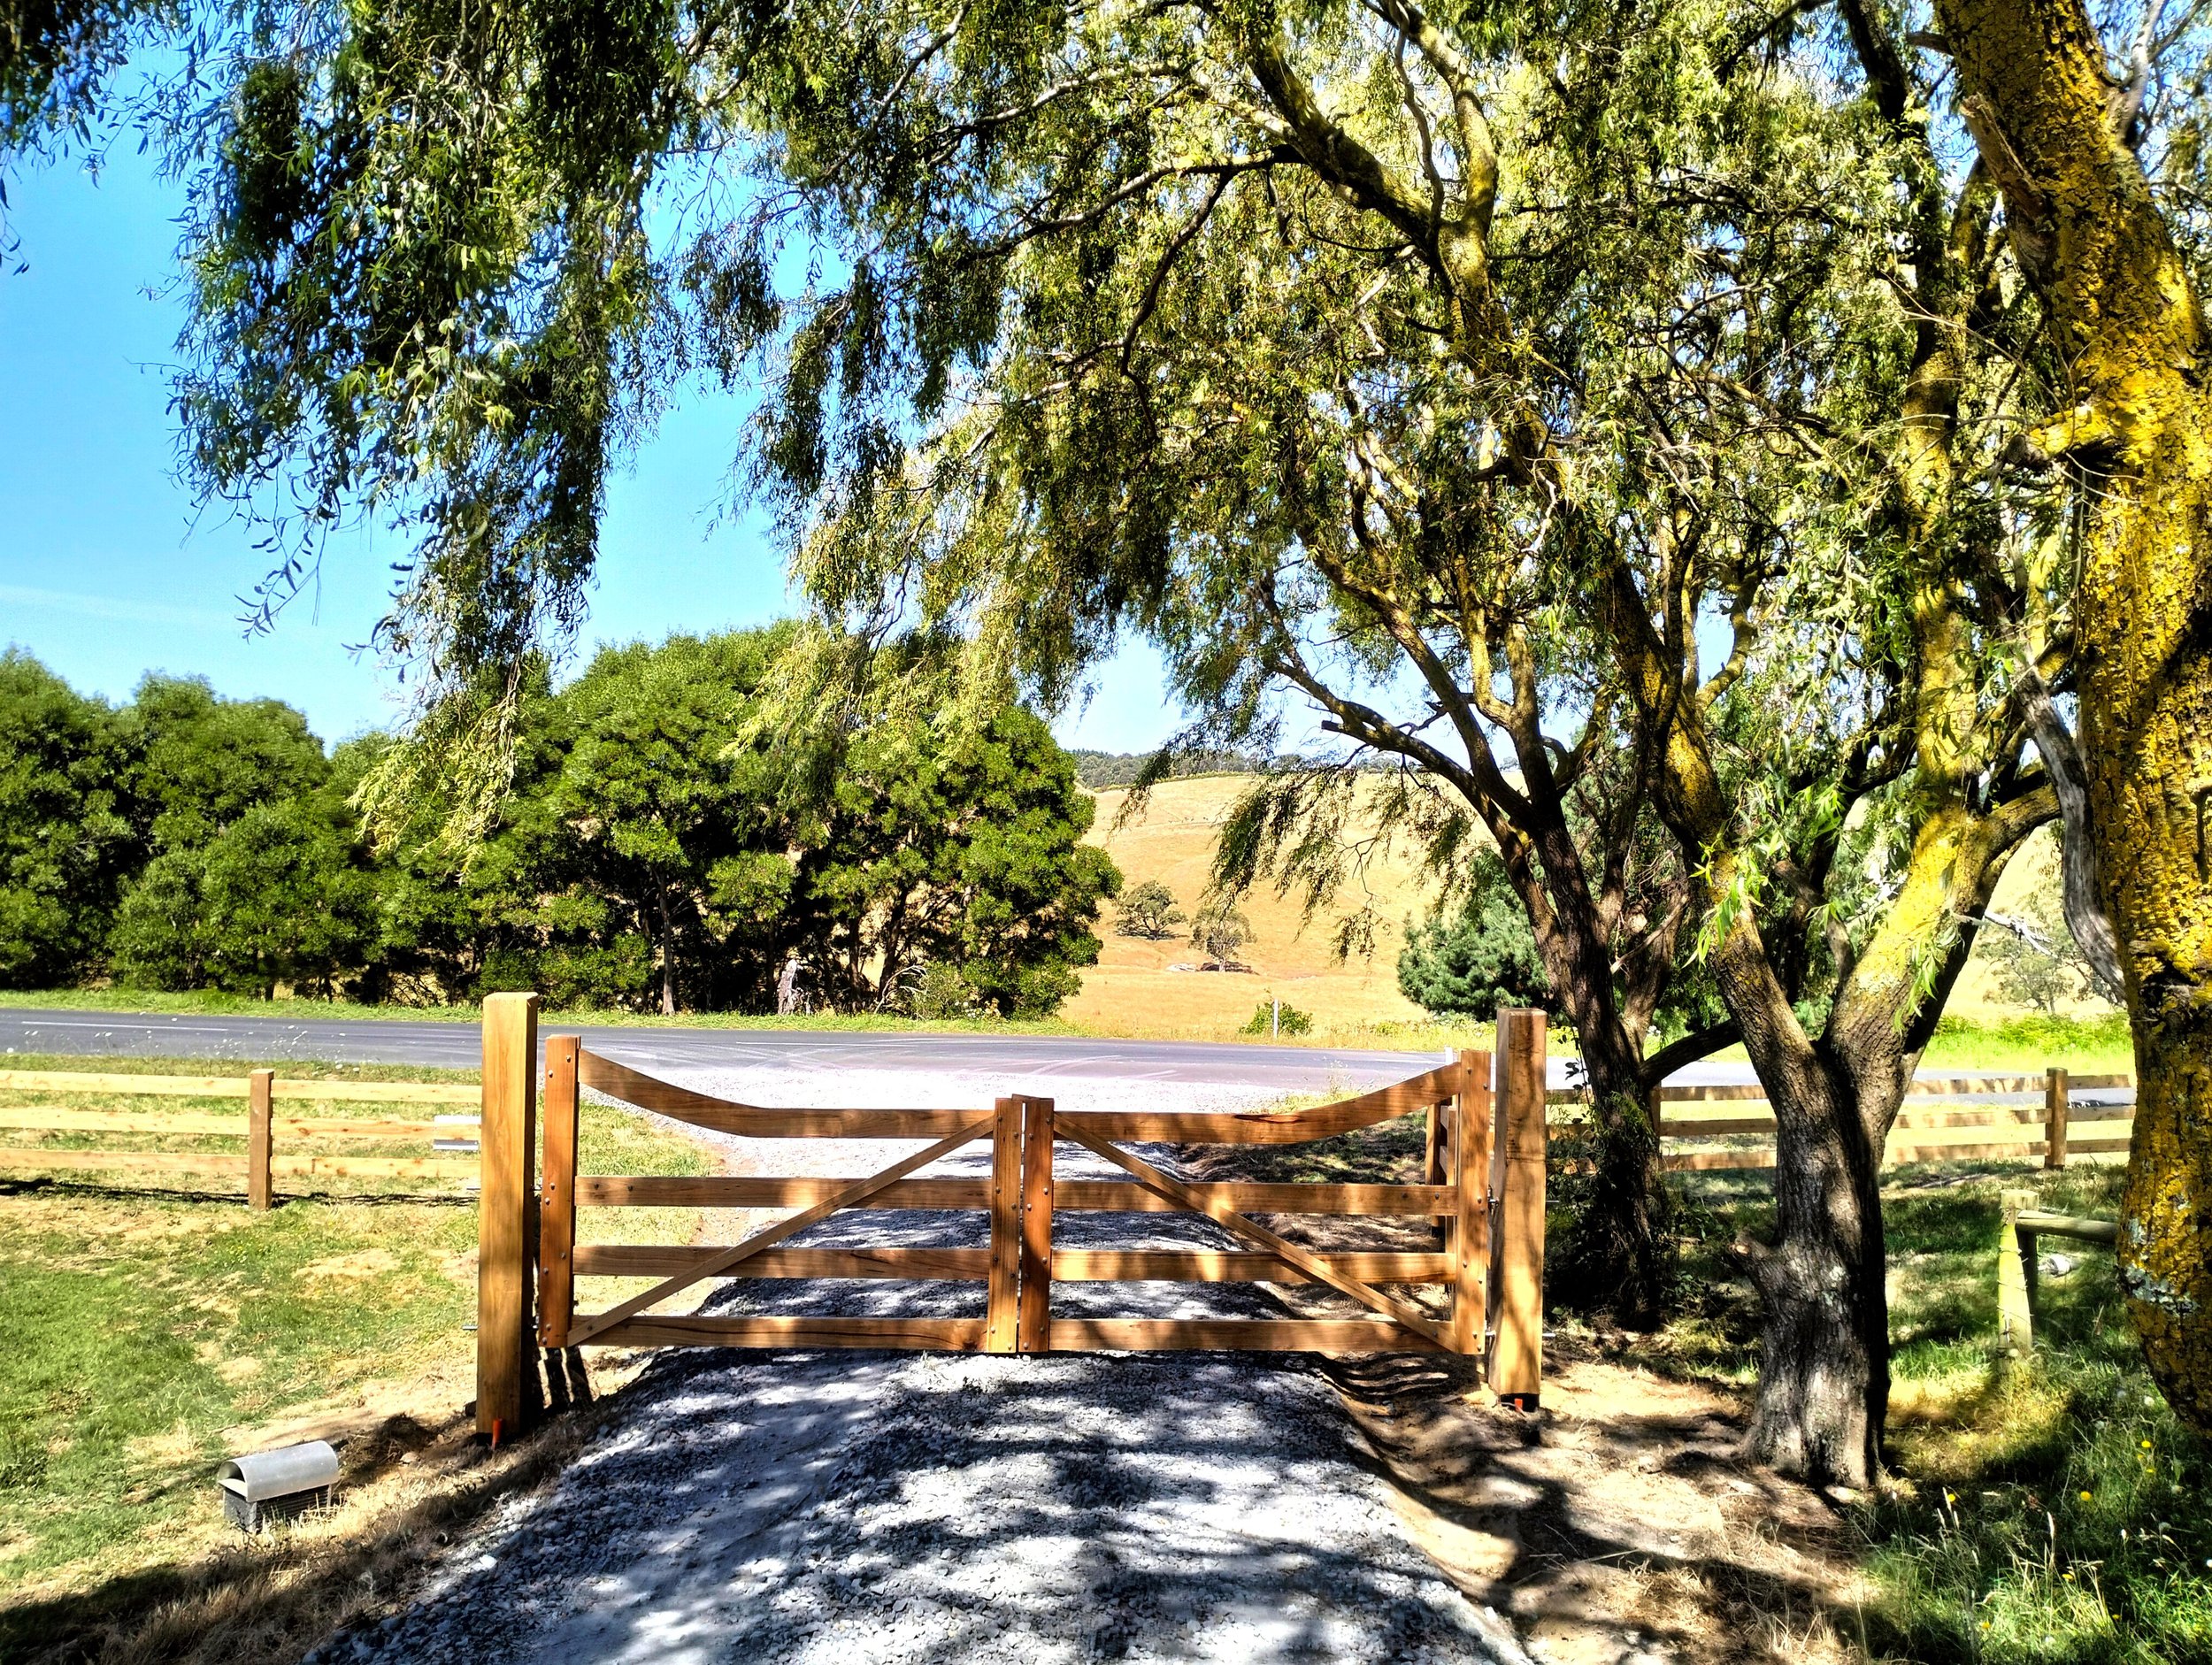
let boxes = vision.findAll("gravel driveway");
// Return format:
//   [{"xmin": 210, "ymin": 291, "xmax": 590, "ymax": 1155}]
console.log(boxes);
[{"xmin": 311, "ymin": 1069, "xmax": 1534, "ymax": 1665}]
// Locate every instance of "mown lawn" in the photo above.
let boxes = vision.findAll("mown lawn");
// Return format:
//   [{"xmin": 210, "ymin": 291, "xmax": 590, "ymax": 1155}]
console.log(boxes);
[{"xmin": 0, "ymin": 1055, "xmax": 712, "ymax": 1647}]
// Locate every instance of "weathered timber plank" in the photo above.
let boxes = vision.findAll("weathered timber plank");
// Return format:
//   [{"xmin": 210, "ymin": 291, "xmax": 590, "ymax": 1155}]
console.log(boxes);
[
  {"xmin": 0, "ymin": 1070, "xmax": 249, "ymax": 1097},
  {"xmin": 1056, "ymin": 1067, "xmax": 1457, "ymax": 1144},
  {"xmin": 2016, "ymin": 1210, "xmax": 2122, "ymax": 1243},
  {"xmin": 273, "ymin": 1080, "xmax": 482, "ymax": 1105},
  {"xmin": 1046, "ymin": 1318, "xmax": 1443, "ymax": 1353},
  {"xmin": 1048, "ymin": 1249, "xmax": 1449, "ymax": 1283},
  {"xmin": 0, "ymin": 1109, "xmax": 472, "ymax": 1137},
  {"xmin": 588, "ymin": 1316, "xmax": 987, "ymax": 1351},
  {"xmin": 578, "ymin": 1050, "xmax": 977, "ymax": 1136},
  {"xmin": 1453, "ymin": 1048, "xmax": 1493, "ymax": 1356},
  {"xmin": 0, "ymin": 1147, "xmax": 249, "ymax": 1174},
  {"xmin": 572, "ymin": 1175, "xmax": 1453, "ymax": 1215},
  {"xmin": 573, "ymin": 1245, "xmax": 994, "ymax": 1279}
]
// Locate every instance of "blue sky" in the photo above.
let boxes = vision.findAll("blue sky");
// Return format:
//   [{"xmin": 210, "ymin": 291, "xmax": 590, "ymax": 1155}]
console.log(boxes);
[{"xmin": 0, "ymin": 137, "xmax": 1179, "ymax": 753}]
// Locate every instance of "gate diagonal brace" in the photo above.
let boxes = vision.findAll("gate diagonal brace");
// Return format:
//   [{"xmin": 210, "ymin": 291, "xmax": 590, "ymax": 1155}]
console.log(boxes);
[
  {"xmin": 564, "ymin": 1115, "xmax": 995, "ymax": 1348},
  {"xmin": 1056, "ymin": 1124, "xmax": 1452, "ymax": 1351}
]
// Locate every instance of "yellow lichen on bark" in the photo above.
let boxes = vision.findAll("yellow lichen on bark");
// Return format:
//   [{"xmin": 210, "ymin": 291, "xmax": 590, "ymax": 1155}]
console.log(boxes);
[{"xmin": 1936, "ymin": 0, "xmax": 2212, "ymax": 1432}]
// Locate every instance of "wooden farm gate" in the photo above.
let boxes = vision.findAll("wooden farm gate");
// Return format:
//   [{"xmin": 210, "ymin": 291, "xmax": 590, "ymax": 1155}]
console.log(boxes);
[{"xmin": 472, "ymin": 994, "xmax": 1550, "ymax": 1437}]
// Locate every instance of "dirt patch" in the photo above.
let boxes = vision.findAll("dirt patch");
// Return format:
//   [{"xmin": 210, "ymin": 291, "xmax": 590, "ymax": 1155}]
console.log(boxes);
[{"xmin": 295, "ymin": 1250, "xmax": 402, "ymax": 1284}]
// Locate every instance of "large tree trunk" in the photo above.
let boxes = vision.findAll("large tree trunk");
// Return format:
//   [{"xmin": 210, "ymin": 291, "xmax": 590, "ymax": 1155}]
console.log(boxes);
[
  {"xmin": 1937, "ymin": 0, "xmax": 2212, "ymax": 1435},
  {"xmin": 1749, "ymin": 1059, "xmax": 1888, "ymax": 1486}
]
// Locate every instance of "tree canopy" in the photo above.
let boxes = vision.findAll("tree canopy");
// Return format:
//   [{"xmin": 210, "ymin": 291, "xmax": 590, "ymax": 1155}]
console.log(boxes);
[{"xmin": 15, "ymin": 0, "xmax": 2212, "ymax": 1484}]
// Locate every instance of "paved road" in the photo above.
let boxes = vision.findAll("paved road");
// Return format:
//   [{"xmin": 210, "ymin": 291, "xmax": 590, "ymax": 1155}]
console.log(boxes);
[{"xmin": 0, "ymin": 1008, "xmax": 1472, "ymax": 1093}]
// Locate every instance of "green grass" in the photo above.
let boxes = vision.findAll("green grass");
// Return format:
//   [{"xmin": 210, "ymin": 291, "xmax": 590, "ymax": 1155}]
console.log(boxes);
[
  {"xmin": 1633, "ymin": 1161, "xmax": 2208, "ymax": 1663},
  {"xmin": 1917, "ymin": 1013, "xmax": 2138, "ymax": 1075},
  {"xmin": 0, "ymin": 1055, "xmax": 713, "ymax": 1622}
]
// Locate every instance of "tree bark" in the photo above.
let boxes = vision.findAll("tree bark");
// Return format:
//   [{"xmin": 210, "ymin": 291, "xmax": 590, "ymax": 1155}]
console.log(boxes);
[{"xmin": 1937, "ymin": 0, "xmax": 2212, "ymax": 1435}]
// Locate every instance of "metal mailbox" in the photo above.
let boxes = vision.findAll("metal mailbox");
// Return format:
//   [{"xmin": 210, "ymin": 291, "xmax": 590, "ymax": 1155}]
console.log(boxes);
[{"xmin": 217, "ymin": 1439, "xmax": 339, "ymax": 1531}]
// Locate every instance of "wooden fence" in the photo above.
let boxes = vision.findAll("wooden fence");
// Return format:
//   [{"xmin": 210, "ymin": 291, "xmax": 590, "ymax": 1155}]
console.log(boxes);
[
  {"xmin": 474, "ymin": 994, "xmax": 1552, "ymax": 1438},
  {"xmin": 1550, "ymin": 1068, "xmax": 2135, "ymax": 1172},
  {"xmin": 0, "ymin": 1067, "xmax": 481, "ymax": 1208},
  {"xmin": 1996, "ymin": 1186, "xmax": 2121, "ymax": 1354}
]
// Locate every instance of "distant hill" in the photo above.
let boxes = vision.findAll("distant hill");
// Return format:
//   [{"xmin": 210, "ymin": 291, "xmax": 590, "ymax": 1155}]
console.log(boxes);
[
  {"xmin": 1068, "ymin": 748, "xmax": 1401, "ymax": 789},
  {"xmin": 1068, "ymin": 748, "xmax": 1267, "ymax": 788}
]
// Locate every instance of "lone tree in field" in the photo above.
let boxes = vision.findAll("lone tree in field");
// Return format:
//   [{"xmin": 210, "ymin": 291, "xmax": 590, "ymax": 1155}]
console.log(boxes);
[{"xmin": 1116, "ymin": 879, "xmax": 1186, "ymax": 941}]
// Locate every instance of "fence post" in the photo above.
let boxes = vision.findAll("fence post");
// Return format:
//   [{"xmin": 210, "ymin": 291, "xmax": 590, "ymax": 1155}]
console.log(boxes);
[
  {"xmin": 986, "ymin": 1096, "xmax": 1024, "ymax": 1354},
  {"xmin": 2044, "ymin": 1067, "xmax": 2070, "ymax": 1170},
  {"xmin": 1489, "ymin": 1009, "xmax": 1547, "ymax": 1409},
  {"xmin": 1450, "ymin": 1050, "xmax": 1494, "ymax": 1355},
  {"xmin": 477, "ymin": 992, "xmax": 540, "ymax": 1439},
  {"xmin": 1998, "ymin": 1185, "xmax": 2038, "ymax": 1354},
  {"xmin": 1018, "ymin": 1095, "xmax": 1056, "ymax": 1353},
  {"xmin": 247, "ymin": 1069, "xmax": 273, "ymax": 1212},
  {"xmin": 537, "ymin": 1036, "xmax": 580, "ymax": 1352}
]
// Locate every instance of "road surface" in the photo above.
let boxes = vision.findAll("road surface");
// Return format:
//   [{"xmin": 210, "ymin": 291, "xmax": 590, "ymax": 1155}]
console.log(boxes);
[{"xmin": 0, "ymin": 1007, "xmax": 1472, "ymax": 1092}]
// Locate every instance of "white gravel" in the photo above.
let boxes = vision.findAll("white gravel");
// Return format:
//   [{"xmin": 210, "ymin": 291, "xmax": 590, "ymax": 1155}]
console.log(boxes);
[{"xmin": 311, "ymin": 1067, "xmax": 1534, "ymax": 1665}]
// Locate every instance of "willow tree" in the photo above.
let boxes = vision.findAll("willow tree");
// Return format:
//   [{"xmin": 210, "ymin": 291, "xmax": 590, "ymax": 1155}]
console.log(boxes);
[
  {"xmin": 1928, "ymin": 0, "xmax": 2212, "ymax": 1436},
  {"xmin": 148, "ymin": 0, "xmax": 2116, "ymax": 1482},
  {"xmin": 721, "ymin": 0, "xmax": 2100, "ymax": 1479}
]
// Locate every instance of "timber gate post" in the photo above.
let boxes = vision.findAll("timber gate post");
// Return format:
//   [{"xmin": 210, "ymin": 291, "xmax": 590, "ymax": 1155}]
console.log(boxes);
[
  {"xmin": 2044, "ymin": 1068, "xmax": 2070, "ymax": 1169},
  {"xmin": 986, "ymin": 1097, "xmax": 1024, "ymax": 1352},
  {"xmin": 1449, "ymin": 1050, "xmax": 1494, "ymax": 1355},
  {"xmin": 477, "ymin": 992, "xmax": 540, "ymax": 1439},
  {"xmin": 1488, "ymin": 1009, "xmax": 1547, "ymax": 1408}
]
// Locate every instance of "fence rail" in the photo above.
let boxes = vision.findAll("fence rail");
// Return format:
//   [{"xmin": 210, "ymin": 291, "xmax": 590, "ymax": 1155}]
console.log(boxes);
[
  {"xmin": 0, "ymin": 1067, "xmax": 480, "ymax": 1207},
  {"xmin": 1997, "ymin": 1186, "xmax": 2121, "ymax": 1353},
  {"xmin": 1548, "ymin": 1067, "xmax": 2134, "ymax": 1171}
]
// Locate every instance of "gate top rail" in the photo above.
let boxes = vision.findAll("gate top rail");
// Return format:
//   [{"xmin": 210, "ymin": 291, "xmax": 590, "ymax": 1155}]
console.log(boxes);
[{"xmin": 578, "ymin": 1047, "xmax": 1460, "ymax": 1145}]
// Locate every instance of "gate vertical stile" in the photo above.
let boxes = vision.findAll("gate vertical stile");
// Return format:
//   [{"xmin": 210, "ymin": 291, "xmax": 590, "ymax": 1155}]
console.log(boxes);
[
  {"xmin": 1018, "ymin": 1096, "xmax": 1055, "ymax": 1353},
  {"xmin": 1489, "ymin": 1008, "xmax": 1547, "ymax": 1408},
  {"xmin": 538, "ymin": 1036, "xmax": 581, "ymax": 1352},
  {"xmin": 985, "ymin": 1097, "xmax": 1024, "ymax": 1353},
  {"xmin": 1450, "ymin": 1049, "xmax": 1493, "ymax": 1355},
  {"xmin": 476, "ymin": 991, "xmax": 540, "ymax": 1438}
]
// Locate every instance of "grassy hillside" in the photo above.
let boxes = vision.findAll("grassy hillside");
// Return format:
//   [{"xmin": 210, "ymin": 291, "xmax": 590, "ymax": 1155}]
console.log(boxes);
[
  {"xmin": 1065, "ymin": 775, "xmax": 1445, "ymax": 1042},
  {"xmin": 1067, "ymin": 776, "xmax": 2121, "ymax": 1049}
]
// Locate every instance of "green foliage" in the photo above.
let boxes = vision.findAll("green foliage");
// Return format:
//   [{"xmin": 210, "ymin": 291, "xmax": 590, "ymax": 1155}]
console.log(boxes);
[
  {"xmin": 895, "ymin": 961, "xmax": 979, "ymax": 1021},
  {"xmin": 1239, "ymin": 998, "xmax": 1312, "ymax": 1037},
  {"xmin": 1397, "ymin": 851, "xmax": 1555, "ymax": 1018},
  {"xmin": 0, "ymin": 652, "xmax": 134, "ymax": 985},
  {"xmin": 1115, "ymin": 879, "xmax": 1185, "ymax": 940}
]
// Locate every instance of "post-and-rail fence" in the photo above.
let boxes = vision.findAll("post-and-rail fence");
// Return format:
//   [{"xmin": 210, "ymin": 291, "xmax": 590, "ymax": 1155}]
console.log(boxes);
[
  {"xmin": 1550, "ymin": 1067, "xmax": 2135, "ymax": 1173},
  {"xmin": 473, "ymin": 995, "xmax": 1554, "ymax": 1438},
  {"xmin": 0, "ymin": 1067, "xmax": 480, "ymax": 1207}
]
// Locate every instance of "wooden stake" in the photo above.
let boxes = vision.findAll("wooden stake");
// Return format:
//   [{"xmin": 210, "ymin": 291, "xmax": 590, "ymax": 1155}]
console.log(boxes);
[
  {"xmin": 1998, "ymin": 1186, "xmax": 2037, "ymax": 1354},
  {"xmin": 1018, "ymin": 1096, "xmax": 1056, "ymax": 1352},
  {"xmin": 537, "ymin": 1036, "xmax": 580, "ymax": 1350},
  {"xmin": 1488, "ymin": 1009, "xmax": 1546, "ymax": 1408},
  {"xmin": 1450, "ymin": 1050, "xmax": 1493, "ymax": 1356},
  {"xmin": 476, "ymin": 992, "xmax": 539, "ymax": 1439},
  {"xmin": 2044, "ymin": 1067, "xmax": 2070, "ymax": 1169},
  {"xmin": 247, "ymin": 1069, "xmax": 273, "ymax": 1212},
  {"xmin": 986, "ymin": 1097, "xmax": 1023, "ymax": 1354}
]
